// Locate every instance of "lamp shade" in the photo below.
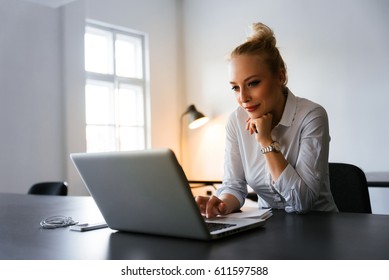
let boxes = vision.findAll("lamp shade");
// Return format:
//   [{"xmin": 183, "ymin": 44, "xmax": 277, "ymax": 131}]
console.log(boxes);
[{"xmin": 183, "ymin": 105, "xmax": 209, "ymax": 129}]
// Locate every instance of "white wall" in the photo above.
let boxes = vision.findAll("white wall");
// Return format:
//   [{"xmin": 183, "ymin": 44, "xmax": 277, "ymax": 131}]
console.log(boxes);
[
  {"xmin": 1, "ymin": 0, "xmax": 182, "ymax": 195},
  {"xmin": 181, "ymin": 0, "xmax": 389, "ymax": 180},
  {"xmin": 0, "ymin": 0, "xmax": 65, "ymax": 194},
  {"xmin": 62, "ymin": 0, "xmax": 88, "ymax": 195}
]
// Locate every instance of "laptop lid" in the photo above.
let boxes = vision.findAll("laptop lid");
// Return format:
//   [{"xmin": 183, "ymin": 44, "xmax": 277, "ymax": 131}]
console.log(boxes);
[{"xmin": 70, "ymin": 148, "xmax": 265, "ymax": 240}]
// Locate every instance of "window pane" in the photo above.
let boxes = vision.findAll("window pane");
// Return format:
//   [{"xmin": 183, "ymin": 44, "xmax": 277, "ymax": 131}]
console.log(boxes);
[
  {"xmin": 115, "ymin": 34, "xmax": 143, "ymax": 78},
  {"xmin": 86, "ymin": 125, "xmax": 116, "ymax": 152},
  {"xmin": 84, "ymin": 23, "xmax": 148, "ymax": 153},
  {"xmin": 85, "ymin": 81, "xmax": 115, "ymax": 125},
  {"xmin": 118, "ymin": 84, "xmax": 144, "ymax": 126},
  {"xmin": 85, "ymin": 27, "xmax": 113, "ymax": 74},
  {"xmin": 119, "ymin": 127, "xmax": 145, "ymax": 151}
]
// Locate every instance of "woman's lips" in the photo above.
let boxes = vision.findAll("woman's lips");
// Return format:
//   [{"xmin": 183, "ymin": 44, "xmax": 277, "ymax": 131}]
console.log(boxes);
[{"xmin": 244, "ymin": 105, "xmax": 259, "ymax": 112}]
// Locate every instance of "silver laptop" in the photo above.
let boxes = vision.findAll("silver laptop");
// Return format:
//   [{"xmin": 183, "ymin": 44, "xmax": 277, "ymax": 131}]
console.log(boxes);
[{"xmin": 70, "ymin": 148, "xmax": 265, "ymax": 240}]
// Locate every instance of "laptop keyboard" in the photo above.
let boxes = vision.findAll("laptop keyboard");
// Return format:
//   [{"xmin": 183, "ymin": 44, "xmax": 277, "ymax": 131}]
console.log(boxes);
[{"xmin": 206, "ymin": 222, "xmax": 236, "ymax": 232}]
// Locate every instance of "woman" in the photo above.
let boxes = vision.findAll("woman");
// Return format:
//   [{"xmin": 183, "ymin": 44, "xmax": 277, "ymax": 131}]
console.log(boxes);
[{"xmin": 196, "ymin": 23, "xmax": 338, "ymax": 218}]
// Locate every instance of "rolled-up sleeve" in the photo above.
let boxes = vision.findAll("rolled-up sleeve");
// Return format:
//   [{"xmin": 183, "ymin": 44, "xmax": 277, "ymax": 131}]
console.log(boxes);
[{"xmin": 272, "ymin": 106, "xmax": 330, "ymax": 213}]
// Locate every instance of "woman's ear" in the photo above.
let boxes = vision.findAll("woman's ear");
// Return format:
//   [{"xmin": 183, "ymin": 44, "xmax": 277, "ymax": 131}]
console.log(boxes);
[{"xmin": 279, "ymin": 69, "xmax": 287, "ymax": 85}]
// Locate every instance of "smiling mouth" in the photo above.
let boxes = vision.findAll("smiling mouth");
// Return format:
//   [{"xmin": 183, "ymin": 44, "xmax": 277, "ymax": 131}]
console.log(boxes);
[{"xmin": 244, "ymin": 105, "xmax": 259, "ymax": 112}]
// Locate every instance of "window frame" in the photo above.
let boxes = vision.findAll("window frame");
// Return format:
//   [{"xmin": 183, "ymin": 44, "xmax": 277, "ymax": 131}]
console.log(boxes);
[{"xmin": 84, "ymin": 20, "xmax": 150, "ymax": 152}]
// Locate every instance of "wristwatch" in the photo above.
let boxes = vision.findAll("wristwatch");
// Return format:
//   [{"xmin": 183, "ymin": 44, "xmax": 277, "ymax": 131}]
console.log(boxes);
[{"xmin": 261, "ymin": 141, "xmax": 281, "ymax": 154}]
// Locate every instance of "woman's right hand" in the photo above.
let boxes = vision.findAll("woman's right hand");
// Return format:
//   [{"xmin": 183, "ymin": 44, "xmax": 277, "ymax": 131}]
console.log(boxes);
[
  {"xmin": 195, "ymin": 195, "xmax": 228, "ymax": 218},
  {"xmin": 195, "ymin": 194, "xmax": 240, "ymax": 218}
]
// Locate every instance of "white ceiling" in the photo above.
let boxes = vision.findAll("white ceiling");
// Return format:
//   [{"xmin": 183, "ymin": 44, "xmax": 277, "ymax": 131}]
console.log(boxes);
[{"xmin": 21, "ymin": 0, "xmax": 77, "ymax": 8}]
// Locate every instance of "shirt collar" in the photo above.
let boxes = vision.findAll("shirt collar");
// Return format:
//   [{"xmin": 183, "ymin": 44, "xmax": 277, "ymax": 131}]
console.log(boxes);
[{"xmin": 278, "ymin": 88, "xmax": 297, "ymax": 127}]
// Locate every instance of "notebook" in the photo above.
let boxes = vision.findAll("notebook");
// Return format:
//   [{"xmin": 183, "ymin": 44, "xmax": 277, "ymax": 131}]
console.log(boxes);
[{"xmin": 70, "ymin": 148, "xmax": 267, "ymax": 240}]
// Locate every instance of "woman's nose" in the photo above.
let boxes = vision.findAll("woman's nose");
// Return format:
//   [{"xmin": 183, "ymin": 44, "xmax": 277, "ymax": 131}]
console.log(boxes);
[{"xmin": 239, "ymin": 88, "xmax": 251, "ymax": 103}]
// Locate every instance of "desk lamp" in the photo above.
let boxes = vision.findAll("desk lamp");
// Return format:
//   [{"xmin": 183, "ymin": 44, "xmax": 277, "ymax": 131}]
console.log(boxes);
[
  {"xmin": 183, "ymin": 105, "xmax": 209, "ymax": 129},
  {"xmin": 180, "ymin": 104, "xmax": 209, "ymax": 163}
]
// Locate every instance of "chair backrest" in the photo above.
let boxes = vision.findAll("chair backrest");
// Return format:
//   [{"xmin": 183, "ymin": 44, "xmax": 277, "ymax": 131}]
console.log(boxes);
[
  {"xmin": 329, "ymin": 163, "xmax": 372, "ymax": 213},
  {"xmin": 28, "ymin": 182, "xmax": 68, "ymax": 196}
]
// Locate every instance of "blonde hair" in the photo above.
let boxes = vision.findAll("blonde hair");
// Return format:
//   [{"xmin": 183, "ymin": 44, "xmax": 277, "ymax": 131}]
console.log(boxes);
[{"xmin": 230, "ymin": 23, "xmax": 287, "ymax": 85}]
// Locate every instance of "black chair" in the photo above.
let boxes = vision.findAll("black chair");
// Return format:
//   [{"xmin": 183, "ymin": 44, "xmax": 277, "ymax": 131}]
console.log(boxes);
[
  {"xmin": 28, "ymin": 181, "xmax": 68, "ymax": 196},
  {"xmin": 329, "ymin": 163, "xmax": 372, "ymax": 213}
]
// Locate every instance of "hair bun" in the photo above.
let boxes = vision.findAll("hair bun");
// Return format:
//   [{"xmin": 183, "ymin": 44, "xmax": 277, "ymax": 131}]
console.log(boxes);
[
  {"xmin": 247, "ymin": 22, "xmax": 276, "ymax": 48},
  {"xmin": 229, "ymin": 22, "xmax": 287, "ymax": 84}
]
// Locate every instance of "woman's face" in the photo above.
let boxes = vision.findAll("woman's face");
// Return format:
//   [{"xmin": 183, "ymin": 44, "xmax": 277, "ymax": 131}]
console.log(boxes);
[{"xmin": 228, "ymin": 54, "xmax": 286, "ymax": 121}]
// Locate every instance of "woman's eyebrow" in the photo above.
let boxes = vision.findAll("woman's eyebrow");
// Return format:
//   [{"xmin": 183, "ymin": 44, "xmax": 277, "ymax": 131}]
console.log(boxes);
[{"xmin": 230, "ymin": 75, "xmax": 260, "ymax": 84}]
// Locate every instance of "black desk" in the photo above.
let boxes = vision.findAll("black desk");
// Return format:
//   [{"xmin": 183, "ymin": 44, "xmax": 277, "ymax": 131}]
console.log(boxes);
[{"xmin": 1, "ymin": 193, "xmax": 389, "ymax": 260}]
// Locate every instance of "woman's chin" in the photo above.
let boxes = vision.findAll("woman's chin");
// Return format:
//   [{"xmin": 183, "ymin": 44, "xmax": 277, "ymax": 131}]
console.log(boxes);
[{"xmin": 247, "ymin": 111, "xmax": 263, "ymax": 119}]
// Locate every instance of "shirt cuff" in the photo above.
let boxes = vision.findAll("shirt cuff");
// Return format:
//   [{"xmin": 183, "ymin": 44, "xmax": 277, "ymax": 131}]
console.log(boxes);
[
  {"xmin": 273, "ymin": 164, "xmax": 295, "ymax": 199},
  {"xmin": 216, "ymin": 186, "xmax": 246, "ymax": 207}
]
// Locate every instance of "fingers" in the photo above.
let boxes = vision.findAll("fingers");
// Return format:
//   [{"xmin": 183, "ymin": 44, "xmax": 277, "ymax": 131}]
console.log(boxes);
[
  {"xmin": 251, "ymin": 123, "xmax": 258, "ymax": 135},
  {"xmin": 247, "ymin": 122, "xmax": 256, "ymax": 135},
  {"xmin": 246, "ymin": 113, "xmax": 273, "ymax": 136},
  {"xmin": 195, "ymin": 195, "xmax": 226, "ymax": 218},
  {"xmin": 245, "ymin": 117, "xmax": 257, "ymax": 135},
  {"xmin": 195, "ymin": 196, "xmax": 209, "ymax": 215},
  {"xmin": 245, "ymin": 117, "xmax": 251, "ymax": 132},
  {"xmin": 206, "ymin": 196, "xmax": 226, "ymax": 218}
]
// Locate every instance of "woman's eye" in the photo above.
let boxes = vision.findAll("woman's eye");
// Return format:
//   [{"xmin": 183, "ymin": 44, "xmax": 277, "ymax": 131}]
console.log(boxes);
[
  {"xmin": 248, "ymin": 80, "xmax": 260, "ymax": 87},
  {"xmin": 231, "ymin": 85, "xmax": 239, "ymax": 92}
]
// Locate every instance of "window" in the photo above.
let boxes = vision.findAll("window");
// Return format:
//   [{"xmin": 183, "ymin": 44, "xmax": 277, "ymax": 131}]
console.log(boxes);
[{"xmin": 84, "ymin": 22, "xmax": 148, "ymax": 152}]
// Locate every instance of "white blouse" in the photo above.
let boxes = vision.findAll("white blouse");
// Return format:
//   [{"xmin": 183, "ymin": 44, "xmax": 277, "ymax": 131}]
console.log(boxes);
[{"xmin": 217, "ymin": 89, "xmax": 338, "ymax": 213}]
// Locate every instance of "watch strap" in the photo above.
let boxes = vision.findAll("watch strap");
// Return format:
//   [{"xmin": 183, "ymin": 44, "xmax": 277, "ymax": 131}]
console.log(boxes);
[{"xmin": 261, "ymin": 141, "xmax": 280, "ymax": 154}]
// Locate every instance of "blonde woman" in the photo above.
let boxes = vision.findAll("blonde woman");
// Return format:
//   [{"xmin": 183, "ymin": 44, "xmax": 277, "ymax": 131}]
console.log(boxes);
[{"xmin": 196, "ymin": 23, "xmax": 338, "ymax": 217}]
